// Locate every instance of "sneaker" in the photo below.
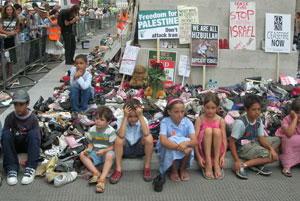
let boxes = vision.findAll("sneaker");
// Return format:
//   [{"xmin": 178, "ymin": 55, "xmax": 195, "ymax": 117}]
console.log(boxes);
[
  {"xmin": 109, "ymin": 170, "xmax": 122, "ymax": 184},
  {"xmin": 7, "ymin": 170, "xmax": 18, "ymax": 186},
  {"xmin": 152, "ymin": 173, "xmax": 166, "ymax": 192},
  {"xmin": 54, "ymin": 172, "xmax": 78, "ymax": 187},
  {"xmin": 249, "ymin": 165, "xmax": 272, "ymax": 176},
  {"xmin": 21, "ymin": 167, "xmax": 35, "ymax": 185},
  {"xmin": 58, "ymin": 145, "xmax": 86, "ymax": 162},
  {"xmin": 143, "ymin": 168, "xmax": 153, "ymax": 182},
  {"xmin": 234, "ymin": 164, "xmax": 248, "ymax": 179}
]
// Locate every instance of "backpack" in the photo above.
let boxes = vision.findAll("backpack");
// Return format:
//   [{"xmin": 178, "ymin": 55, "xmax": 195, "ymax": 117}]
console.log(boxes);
[{"xmin": 57, "ymin": 9, "xmax": 66, "ymax": 27}]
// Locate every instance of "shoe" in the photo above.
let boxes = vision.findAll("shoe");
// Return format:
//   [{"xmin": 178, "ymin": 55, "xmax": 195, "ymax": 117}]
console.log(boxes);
[
  {"xmin": 77, "ymin": 114, "xmax": 95, "ymax": 126},
  {"xmin": 234, "ymin": 164, "xmax": 248, "ymax": 179},
  {"xmin": 33, "ymin": 96, "xmax": 44, "ymax": 110},
  {"xmin": 54, "ymin": 172, "xmax": 78, "ymax": 187},
  {"xmin": 21, "ymin": 167, "xmax": 35, "ymax": 185},
  {"xmin": 58, "ymin": 145, "xmax": 86, "ymax": 162},
  {"xmin": 55, "ymin": 163, "xmax": 74, "ymax": 173},
  {"xmin": 249, "ymin": 165, "xmax": 272, "ymax": 176},
  {"xmin": 219, "ymin": 39, "xmax": 223, "ymax": 49},
  {"xmin": 109, "ymin": 170, "xmax": 123, "ymax": 184},
  {"xmin": 281, "ymin": 169, "xmax": 292, "ymax": 177},
  {"xmin": 117, "ymin": 89, "xmax": 127, "ymax": 99},
  {"xmin": 152, "ymin": 173, "xmax": 166, "ymax": 192},
  {"xmin": 45, "ymin": 157, "xmax": 56, "ymax": 172},
  {"xmin": 7, "ymin": 170, "xmax": 18, "ymax": 186},
  {"xmin": 143, "ymin": 168, "xmax": 153, "ymax": 182},
  {"xmin": 104, "ymin": 89, "xmax": 116, "ymax": 99}
]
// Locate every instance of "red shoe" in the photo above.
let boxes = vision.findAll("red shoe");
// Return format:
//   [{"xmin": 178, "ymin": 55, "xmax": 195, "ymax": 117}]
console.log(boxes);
[
  {"xmin": 219, "ymin": 39, "xmax": 223, "ymax": 49},
  {"xmin": 143, "ymin": 168, "xmax": 152, "ymax": 182},
  {"xmin": 224, "ymin": 39, "xmax": 229, "ymax": 49},
  {"xmin": 109, "ymin": 170, "xmax": 123, "ymax": 184}
]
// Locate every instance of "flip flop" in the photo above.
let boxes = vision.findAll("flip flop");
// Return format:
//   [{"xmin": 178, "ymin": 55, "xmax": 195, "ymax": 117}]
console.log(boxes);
[
  {"xmin": 180, "ymin": 172, "xmax": 190, "ymax": 181},
  {"xmin": 170, "ymin": 173, "xmax": 181, "ymax": 182},
  {"xmin": 201, "ymin": 168, "xmax": 215, "ymax": 180},
  {"xmin": 281, "ymin": 169, "xmax": 292, "ymax": 177},
  {"xmin": 215, "ymin": 168, "xmax": 224, "ymax": 180}
]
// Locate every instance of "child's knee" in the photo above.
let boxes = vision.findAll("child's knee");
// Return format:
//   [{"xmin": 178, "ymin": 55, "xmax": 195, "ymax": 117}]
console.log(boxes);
[
  {"xmin": 212, "ymin": 128, "xmax": 221, "ymax": 136},
  {"xmin": 115, "ymin": 136, "xmax": 125, "ymax": 146},
  {"xmin": 204, "ymin": 127, "xmax": 213, "ymax": 135},
  {"xmin": 143, "ymin": 135, "xmax": 153, "ymax": 145},
  {"xmin": 105, "ymin": 151, "xmax": 115, "ymax": 161},
  {"xmin": 2, "ymin": 131, "xmax": 13, "ymax": 141}
]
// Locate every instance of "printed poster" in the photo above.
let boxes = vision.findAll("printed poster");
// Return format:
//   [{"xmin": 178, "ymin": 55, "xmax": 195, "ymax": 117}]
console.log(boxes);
[
  {"xmin": 265, "ymin": 13, "xmax": 291, "ymax": 53},
  {"xmin": 138, "ymin": 10, "xmax": 179, "ymax": 40},
  {"xmin": 178, "ymin": 55, "xmax": 191, "ymax": 77},
  {"xmin": 119, "ymin": 46, "xmax": 140, "ymax": 75},
  {"xmin": 177, "ymin": 6, "xmax": 199, "ymax": 44},
  {"xmin": 191, "ymin": 24, "xmax": 219, "ymax": 66},
  {"xmin": 229, "ymin": 2, "xmax": 256, "ymax": 50},
  {"xmin": 148, "ymin": 50, "xmax": 176, "ymax": 88}
]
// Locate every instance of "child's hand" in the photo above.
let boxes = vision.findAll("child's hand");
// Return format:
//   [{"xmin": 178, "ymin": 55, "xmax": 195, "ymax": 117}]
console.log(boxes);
[
  {"xmin": 124, "ymin": 105, "xmax": 132, "ymax": 117},
  {"xmin": 220, "ymin": 155, "xmax": 226, "ymax": 168},
  {"xmin": 84, "ymin": 148, "xmax": 92, "ymax": 156},
  {"xmin": 198, "ymin": 157, "xmax": 205, "ymax": 168},
  {"xmin": 96, "ymin": 149, "xmax": 105, "ymax": 157},
  {"xmin": 183, "ymin": 147, "xmax": 192, "ymax": 155},
  {"xmin": 234, "ymin": 161, "xmax": 242, "ymax": 172},
  {"xmin": 269, "ymin": 149, "xmax": 278, "ymax": 162},
  {"xmin": 290, "ymin": 110, "xmax": 298, "ymax": 120},
  {"xmin": 135, "ymin": 106, "xmax": 143, "ymax": 117},
  {"xmin": 177, "ymin": 142, "xmax": 188, "ymax": 152}
]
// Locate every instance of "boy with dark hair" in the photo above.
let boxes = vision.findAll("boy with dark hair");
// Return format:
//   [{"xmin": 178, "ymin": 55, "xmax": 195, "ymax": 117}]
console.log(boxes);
[
  {"xmin": 110, "ymin": 98, "xmax": 153, "ymax": 184},
  {"xmin": 79, "ymin": 106, "xmax": 116, "ymax": 193},
  {"xmin": 2, "ymin": 90, "xmax": 40, "ymax": 185},
  {"xmin": 229, "ymin": 95, "xmax": 281, "ymax": 179}
]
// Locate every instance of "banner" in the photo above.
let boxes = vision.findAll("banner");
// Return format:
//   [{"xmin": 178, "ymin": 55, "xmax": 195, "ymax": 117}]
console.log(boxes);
[
  {"xmin": 265, "ymin": 13, "xmax": 291, "ymax": 53},
  {"xmin": 177, "ymin": 6, "xmax": 199, "ymax": 44},
  {"xmin": 119, "ymin": 46, "xmax": 140, "ymax": 76},
  {"xmin": 191, "ymin": 24, "xmax": 219, "ymax": 66},
  {"xmin": 138, "ymin": 10, "xmax": 179, "ymax": 40},
  {"xmin": 229, "ymin": 2, "xmax": 256, "ymax": 50},
  {"xmin": 178, "ymin": 55, "xmax": 191, "ymax": 77},
  {"xmin": 148, "ymin": 50, "xmax": 176, "ymax": 88}
]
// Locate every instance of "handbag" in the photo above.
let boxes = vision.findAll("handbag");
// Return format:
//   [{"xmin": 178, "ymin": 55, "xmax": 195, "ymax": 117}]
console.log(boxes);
[{"xmin": 55, "ymin": 40, "xmax": 64, "ymax": 48}]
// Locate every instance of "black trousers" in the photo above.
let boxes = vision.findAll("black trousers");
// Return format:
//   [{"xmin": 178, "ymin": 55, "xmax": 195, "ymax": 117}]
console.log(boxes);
[{"xmin": 62, "ymin": 32, "xmax": 75, "ymax": 64}]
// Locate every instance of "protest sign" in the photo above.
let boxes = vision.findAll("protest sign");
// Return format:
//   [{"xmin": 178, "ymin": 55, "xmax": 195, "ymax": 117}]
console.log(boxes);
[
  {"xmin": 229, "ymin": 2, "xmax": 256, "ymax": 50},
  {"xmin": 138, "ymin": 10, "xmax": 179, "ymax": 40},
  {"xmin": 177, "ymin": 6, "xmax": 199, "ymax": 44},
  {"xmin": 178, "ymin": 55, "xmax": 190, "ymax": 77},
  {"xmin": 265, "ymin": 13, "xmax": 291, "ymax": 53},
  {"xmin": 149, "ymin": 50, "xmax": 176, "ymax": 88},
  {"xmin": 119, "ymin": 46, "xmax": 140, "ymax": 76},
  {"xmin": 191, "ymin": 24, "xmax": 219, "ymax": 66}
]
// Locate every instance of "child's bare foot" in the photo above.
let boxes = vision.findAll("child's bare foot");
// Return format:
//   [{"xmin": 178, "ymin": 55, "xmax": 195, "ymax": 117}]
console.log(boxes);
[
  {"xmin": 170, "ymin": 169, "xmax": 180, "ymax": 182},
  {"xmin": 180, "ymin": 169, "xmax": 190, "ymax": 181},
  {"xmin": 214, "ymin": 165, "xmax": 222, "ymax": 179},
  {"xmin": 204, "ymin": 162, "xmax": 214, "ymax": 179}
]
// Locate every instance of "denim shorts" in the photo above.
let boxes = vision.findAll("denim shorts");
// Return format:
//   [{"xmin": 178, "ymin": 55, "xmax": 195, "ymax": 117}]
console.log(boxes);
[
  {"xmin": 89, "ymin": 150, "xmax": 115, "ymax": 166},
  {"xmin": 237, "ymin": 136, "xmax": 280, "ymax": 160},
  {"xmin": 123, "ymin": 138, "xmax": 145, "ymax": 157}
]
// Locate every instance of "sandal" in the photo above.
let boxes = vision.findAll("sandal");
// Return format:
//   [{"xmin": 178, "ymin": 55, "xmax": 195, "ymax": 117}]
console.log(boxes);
[
  {"xmin": 180, "ymin": 172, "xmax": 190, "ymax": 181},
  {"xmin": 96, "ymin": 179, "xmax": 105, "ymax": 193},
  {"xmin": 201, "ymin": 168, "xmax": 214, "ymax": 180},
  {"xmin": 281, "ymin": 169, "xmax": 292, "ymax": 177},
  {"xmin": 170, "ymin": 173, "xmax": 181, "ymax": 182},
  {"xmin": 143, "ymin": 168, "xmax": 152, "ymax": 182},
  {"xmin": 89, "ymin": 172, "xmax": 101, "ymax": 184},
  {"xmin": 215, "ymin": 168, "xmax": 225, "ymax": 180}
]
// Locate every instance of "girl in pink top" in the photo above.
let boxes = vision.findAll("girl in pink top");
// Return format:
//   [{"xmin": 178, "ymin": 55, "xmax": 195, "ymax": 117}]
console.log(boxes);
[
  {"xmin": 195, "ymin": 93, "xmax": 227, "ymax": 179},
  {"xmin": 275, "ymin": 99, "xmax": 300, "ymax": 177}
]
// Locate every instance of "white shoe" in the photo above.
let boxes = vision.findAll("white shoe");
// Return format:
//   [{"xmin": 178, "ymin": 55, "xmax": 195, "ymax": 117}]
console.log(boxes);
[
  {"xmin": 7, "ymin": 171, "xmax": 18, "ymax": 186},
  {"xmin": 54, "ymin": 172, "xmax": 78, "ymax": 187},
  {"xmin": 21, "ymin": 167, "xmax": 35, "ymax": 185}
]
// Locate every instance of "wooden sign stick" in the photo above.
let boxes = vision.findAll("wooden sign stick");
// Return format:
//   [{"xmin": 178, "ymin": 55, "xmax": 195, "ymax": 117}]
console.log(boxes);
[
  {"xmin": 276, "ymin": 52, "xmax": 280, "ymax": 83},
  {"xmin": 203, "ymin": 65, "xmax": 206, "ymax": 89},
  {"xmin": 157, "ymin": 38, "xmax": 160, "ymax": 62}
]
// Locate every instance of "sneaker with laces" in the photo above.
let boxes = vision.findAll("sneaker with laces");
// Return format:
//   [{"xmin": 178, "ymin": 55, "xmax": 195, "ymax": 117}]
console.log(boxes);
[
  {"xmin": 54, "ymin": 171, "xmax": 78, "ymax": 187},
  {"xmin": 234, "ymin": 164, "xmax": 248, "ymax": 179},
  {"xmin": 249, "ymin": 165, "xmax": 272, "ymax": 176},
  {"xmin": 152, "ymin": 173, "xmax": 166, "ymax": 192},
  {"xmin": 21, "ymin": 167, "xmax": 35, "ymax": 185},
  {"xmin": 109, "ymin": 170, "xmax": 122, "ymax": 184},
  {"xmin": 7, "ymin": 170, "xmax": 18, "ymax": 186},
  {"xmin": 143, "ymin": 168, "xmax": 153, "ymax": 182}
]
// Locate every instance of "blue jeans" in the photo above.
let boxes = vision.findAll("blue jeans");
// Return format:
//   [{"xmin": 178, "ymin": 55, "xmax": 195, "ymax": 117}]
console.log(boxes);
[
  {"xmin": 70, "ymin": 87, "xmax": 92, "ymax": 113},
  {"xmin": 2, "ymin": 130, "xmax": 40, "ymax": 173}
]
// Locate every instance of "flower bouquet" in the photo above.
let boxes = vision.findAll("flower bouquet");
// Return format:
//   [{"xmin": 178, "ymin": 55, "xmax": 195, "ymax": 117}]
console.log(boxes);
[{"xmin": 148, "ymin": 59, "xmax": 166, "ymax": 98}]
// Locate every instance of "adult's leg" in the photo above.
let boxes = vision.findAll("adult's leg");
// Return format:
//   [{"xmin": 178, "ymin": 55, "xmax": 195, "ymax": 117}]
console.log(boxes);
[
  {"xmin": 25, "ymin": 130, "xmax": 40, "ymax": 169},
  {"xmin": 70, "ymin": 33, "xmax": 76, "ymax": 63},
  {"xmin": 62, "ymin": 32, "xmax": 72, "ymax": 64}
]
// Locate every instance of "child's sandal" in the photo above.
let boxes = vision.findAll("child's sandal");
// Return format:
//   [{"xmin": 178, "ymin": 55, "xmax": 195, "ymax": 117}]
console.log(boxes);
[
  {"xmin": 96, "ymin": 179, "xmax": 106, "ymax": 193},
  {"xmin": 89, "ymin": 172, "xmax": 101, "ymax": 184}
]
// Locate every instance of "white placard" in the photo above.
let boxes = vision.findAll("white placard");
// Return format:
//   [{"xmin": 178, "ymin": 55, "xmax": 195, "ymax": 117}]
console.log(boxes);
[
  {"xmin": 178, "ymin": 55, "xmax": 190, "ymax": 77},
  {"xmin": 119, "ymin": 46, "xmax": 140, "ymax": 75},
  {"xmin": 265, "ymin": 13, "xmax": 291, "ymax": 53}
]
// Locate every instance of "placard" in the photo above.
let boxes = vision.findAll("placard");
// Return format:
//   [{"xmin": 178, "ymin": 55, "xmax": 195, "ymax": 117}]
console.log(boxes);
[
  {"xmin": 177, "ymin": 6, "xmax": 199, "ymax": 44},
  {"xmin": 148, "ymin": 50, "xmax": 176, "ymax": 88},
  {"xmin": 138, "ymin": 10, "xmax": 179, "ymax": 40},
  {"xmin": 191, "ymin": 24, "xmax": 219, "ymax": 66},
  {"xmin": 265, "ymin": 13, "xmax": 291, "ymax": 53},
  {"xmin": 229, "ymin": 2, "xmax": 256, "ymax": 50},
  {"xmin": 119, "ymin": 46, "xmax": 140, "ymax": 76},
  {"xmin": 178, "ymin": 55, "xmax": 190, "ymax": 77}
]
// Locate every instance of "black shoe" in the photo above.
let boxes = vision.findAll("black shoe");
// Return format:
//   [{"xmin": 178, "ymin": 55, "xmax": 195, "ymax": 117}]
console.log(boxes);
[
  {"xmin": 55, "ymin": 163, "xmax": 74, "ymax": 172},
  {"xmin": 152, "ymin": 173, "xmax": 166, "ymax": 192},
  {"xmin": 48, "ymin": 122, "xmax": 65, "ymax": 133},
  {"xmin": 58, "ymin": 144, "xmax": 86, "ymax": 162},
  {"xmin": 33, "ymin": 96, "xmax": 44, "ymax": 110}
]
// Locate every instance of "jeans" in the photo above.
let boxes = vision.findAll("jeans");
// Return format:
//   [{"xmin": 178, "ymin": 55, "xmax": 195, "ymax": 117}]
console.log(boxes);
[
  {"xmin": 2, "ymin": 130, "xmax": 40, "ymax": 173},
  {"xmin": 62, "ymin": 32, "xmax": 75, "ymax": 64},
  {"xmin": 70, "ymin": 87, "xmax": 92, "ymax": 113}
]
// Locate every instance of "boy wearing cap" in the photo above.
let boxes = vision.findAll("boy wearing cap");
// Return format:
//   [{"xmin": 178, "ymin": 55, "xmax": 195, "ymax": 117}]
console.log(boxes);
[{"xmin": 2, "ymin": 90, "xmax": 40, "ymax": 186}]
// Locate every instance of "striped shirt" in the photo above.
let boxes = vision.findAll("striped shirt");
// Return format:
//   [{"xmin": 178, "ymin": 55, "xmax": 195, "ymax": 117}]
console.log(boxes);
[{"xmin": 86, "ymin": 125, "xmax": 117, "ymax": 150}]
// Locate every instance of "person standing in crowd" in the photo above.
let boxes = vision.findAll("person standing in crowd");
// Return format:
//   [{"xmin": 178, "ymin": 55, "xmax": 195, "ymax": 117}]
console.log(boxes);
[
  {"xmin": 116, "ymin": 8, "xmax": 129, "ymax": 35},
  {"xmin": 45, "ymin": 9, "xmax": 64, "ymax": 62},
  {"xmin": 13, "ymin": 4, "xmax": 24, "ymax": 43},
  {"xmin": 59, "ymin": 5, "xmax": 80, "ymax": 65},
  {"xmin": 0, "ymin": 4, "xmax": 20, "ymax": 64},
  {"xmin": 54, "ymin": 3, "xmax": 61, "ymax": 12}
]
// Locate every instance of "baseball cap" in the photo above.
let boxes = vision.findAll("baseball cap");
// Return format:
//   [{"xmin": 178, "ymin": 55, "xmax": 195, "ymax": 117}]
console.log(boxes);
[
  {"xmin": 24, "ymin": 3, "xmax": 34, "ymax": 11},
  {"xmin": 12, "ymin": 90, "xmax": 30, "ymax": 103}
]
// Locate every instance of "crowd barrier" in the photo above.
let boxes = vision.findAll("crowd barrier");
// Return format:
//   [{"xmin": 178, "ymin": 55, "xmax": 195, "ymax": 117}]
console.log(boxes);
[{"xmin": 0, "ymin": 15, "xmax": 116, "ymax": 91}]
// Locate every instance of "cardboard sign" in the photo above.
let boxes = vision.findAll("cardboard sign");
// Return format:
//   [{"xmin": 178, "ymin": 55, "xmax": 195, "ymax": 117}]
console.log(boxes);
[
  {"xmin": 148, "ymin": 50, "xmax": 176, "ymax": 88},
  {"xmin": 265, "ymin": 13, "xmax": 291, "ymax": 53},
  {"xmin": 138, "ymin": 10, "xmax": 179, "ymax": 40},
  {"xmin": 119, "ymin": 46, "xmax": 140, "ymax": 76},
  {"xmin": 178, "ymin": 55, "xmax": 191, "ymax": 77},
  {"xmin": 191, "ymin": 24, "xmax": 219, "ymax": 66},
  {"xmin": 229, "ymin": 2, "xmax": 256, "ymax": 50},
  {"xmin": 177, "ymin": 6, "xmax": 199, "ymax": 44}
]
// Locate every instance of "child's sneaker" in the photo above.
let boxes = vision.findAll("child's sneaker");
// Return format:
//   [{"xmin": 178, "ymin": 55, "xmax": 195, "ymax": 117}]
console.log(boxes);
[
  {"xmin": 109, "ymin": 170, "xmax": 122, "ymax": 184},
  {"xmin": 21, "ymin": 167, "xmax": 35, "ymax": 185},
  {"xmin": 249, "ymin": 165, "xmax": 272, "ymax": 176},
  {"xmin": 7, "ymin": 170, "xmax": 18, "ymax": 186},
  {"xmin": 54, "ymin": 171, "xmax": 78, "ymax": 187},
  {"xmin": 234, "ymin": 164, "xmax": 248, "ymax": 179},
  {"xmin": 143, "ymin": 168, "xmax": 153, "ymax": 182},
  {"xmin": 152, "ymin": 173, "xmax": 166, "ymax": 192}
]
